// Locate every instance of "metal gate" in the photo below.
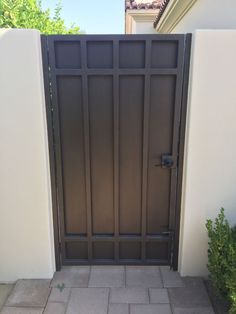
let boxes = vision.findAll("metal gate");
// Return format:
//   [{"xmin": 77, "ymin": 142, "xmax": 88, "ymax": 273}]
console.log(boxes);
[{"xmin": 41, "ymin": 34, "xmax": 191, "ymax": 269}]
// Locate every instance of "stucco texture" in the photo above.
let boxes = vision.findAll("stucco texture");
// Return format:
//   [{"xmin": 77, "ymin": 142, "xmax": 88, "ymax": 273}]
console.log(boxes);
[
  {"xmin": 0, "ymin": 29, "xmax": 55, "ymax": 282},
  {"xmin": 179, "ymin": 30, "xmax": 236, "ymax": 276}
]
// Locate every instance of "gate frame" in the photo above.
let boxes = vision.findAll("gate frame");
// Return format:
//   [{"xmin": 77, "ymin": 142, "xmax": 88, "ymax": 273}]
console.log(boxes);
[{"xmin": 41, "ymin": 34, "xmax": 192, "ymax": 271}]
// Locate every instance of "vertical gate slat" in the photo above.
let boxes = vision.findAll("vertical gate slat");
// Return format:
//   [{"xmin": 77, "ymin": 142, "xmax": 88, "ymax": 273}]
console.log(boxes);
[
  {"xmin": 47, "ymin": 37, "xmax": 67, "ymax": 264},
  {"xmin": 168, "ymin": 37, "xmax": 185, "ymax": 230},
  {"xmin": 168, "ymin": 37, "xmax": 186, "ymax": 265},
  {"xmin": 141, "ymin": 39, "xmax": 151, "ymax": 262},
  {"xmin": 41, "ymin": 36, "xmax": 61, "ymax": 270},
  {"xmin": 113, "ymin": 39, "xmax": 120, "ymax": 262},
  {"xmin": 81, "ymin": 39, "xmax": 93, "ymax": 262},
  {"xmin": 173, "ymin": 34, "xmax": 192, "ymax": 269}
]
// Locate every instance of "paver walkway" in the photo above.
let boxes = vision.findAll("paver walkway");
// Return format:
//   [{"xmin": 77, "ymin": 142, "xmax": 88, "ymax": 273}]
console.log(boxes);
[{"xmin": 0, "ymin": 266, "xmax": 215, "ymax": 314}]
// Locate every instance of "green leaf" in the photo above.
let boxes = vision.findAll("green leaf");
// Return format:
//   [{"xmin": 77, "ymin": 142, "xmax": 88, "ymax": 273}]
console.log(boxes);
[{"xmin": 0, "ymin": 0, "xmax": 81, "ymax": 34}]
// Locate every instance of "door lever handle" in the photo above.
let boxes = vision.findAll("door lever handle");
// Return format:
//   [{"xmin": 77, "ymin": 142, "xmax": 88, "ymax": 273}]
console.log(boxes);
[{"xmin": 154, "ymin": 155, "xmax": 176, "ymax": 169}]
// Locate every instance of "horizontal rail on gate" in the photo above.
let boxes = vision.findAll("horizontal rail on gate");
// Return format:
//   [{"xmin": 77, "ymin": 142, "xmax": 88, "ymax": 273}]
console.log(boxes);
[
  {"xmin": 63, "ymin": 235, "xmax": 172, "ymax": 242},
  {"xmin": 53, "ymin": 68, "xmax": 178, "ymax": 76},
  {"xmin": 45, "ymin": 34, "xmax": 185, "ymax": 42},
  {"xmin": 63, "ymin": 259, "xmax": 170, "ymax": 266}
]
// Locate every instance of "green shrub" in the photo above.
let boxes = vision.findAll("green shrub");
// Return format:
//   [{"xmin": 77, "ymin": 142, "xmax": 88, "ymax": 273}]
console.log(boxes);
[{"xmin": 206, "ymin": 208, "xmax": 236, "ymax": 314}]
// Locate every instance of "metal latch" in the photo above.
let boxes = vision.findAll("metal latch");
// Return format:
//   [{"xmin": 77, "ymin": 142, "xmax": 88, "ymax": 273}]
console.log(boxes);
[{"xmin": 154, "ymin": 154, "xmax": 176, "ymax": 169}]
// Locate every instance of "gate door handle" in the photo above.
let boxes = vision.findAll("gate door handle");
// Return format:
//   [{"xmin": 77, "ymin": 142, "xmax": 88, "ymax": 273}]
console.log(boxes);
[
  {"xmin": 155, "ymin": 154, "xmax": 176, "ymax": 169},
  {"xmin": 162, "ymin": 154, "xmax": 174, "ymax": 168}
]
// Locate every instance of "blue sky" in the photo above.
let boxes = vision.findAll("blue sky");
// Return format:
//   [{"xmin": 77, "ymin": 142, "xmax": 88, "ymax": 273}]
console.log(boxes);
[{"xmin": 41, "ymin": 0, "xmax": 125, "ymax": 34}]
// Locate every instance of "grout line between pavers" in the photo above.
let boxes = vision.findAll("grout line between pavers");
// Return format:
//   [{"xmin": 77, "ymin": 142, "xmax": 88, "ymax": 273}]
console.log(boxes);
[
  {"xmin": 0, "ymin": 283, "xmax": 15, "ymax": 311},
  {"xmin": 167, "ymin": 288, "xmax": 174, "ymax": 314},
  {"xmin": 125, "ymin": 265, "xmax": 127, "ymax": 287},
  {"xmin": 159, "ymin": 266, "xmax": 165, "ymax": 288},
  {"xmin": 64, "ymin": 287, "xmax": 73, "ymax": 314},
  {"xmin": 87, "ymin": 265, "xmax": 92, "ymax": 287},
  {"xmin": 147, "ymin": 287, "xmax": 150, "ymax": 304},
  {"xmin": 106, "ymin": 288, "xmax": 111, "ymax": 314},
  {"xmin": 42, "ymin": 285, "xmax": 52, "ymax": 313},
  {"xmin": 122, "ymin": 265, "xmax": 125, "ymax": 288}
]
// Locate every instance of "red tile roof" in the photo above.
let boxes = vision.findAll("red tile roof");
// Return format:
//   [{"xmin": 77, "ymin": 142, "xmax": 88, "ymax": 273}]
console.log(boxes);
[
  {"xmin": 125, "ymin": 0, "xmax": 163, "ymax": 10},
  {"xmin": 153, "ymin": 0, "xmax": 171, "ymax": 27},
  {"xmin": 125, "ymin": 0, "xmax": 172, "ymax": 29}
]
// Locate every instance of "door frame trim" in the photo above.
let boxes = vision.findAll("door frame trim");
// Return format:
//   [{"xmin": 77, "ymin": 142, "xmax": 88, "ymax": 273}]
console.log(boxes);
[
  {"xmin": 41, "ymin": 36, "xmax": 61, "ymax": 270},
  {"xmin": 172, "ymin": 33, "xmax": 192, "ymax": 270}
]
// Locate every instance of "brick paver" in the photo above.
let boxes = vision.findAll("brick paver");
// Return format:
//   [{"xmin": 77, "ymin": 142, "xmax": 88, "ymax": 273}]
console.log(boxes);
[
  {"xmin": 149, "ymin": 288, "xmax": 170, "ymax": 303},
  {"xmin": 48, "ymin": 287, "xmax": 71, "ymax": 303},
  {"xmin": 126, "ymin": 266, "xmax": 162, "ymax": 288},
  {"xmin": 89, "ymin": 266, "xmax": 124, "ymax": 287},
  {"xmin": 110, "ymin": 287, "xmax": 149, "ymax": 304},
  {"xmin": 5, "ymin": 280, "xmax": 50, "ymax": 308},
  {"xmin": 1, "ymin": 307, "xmax": 43, "ymax": 314},
  {"xmin": 1, "ymin": 266, "xmax": 216, "ymax": 314},
  {"xmin": 50, "ymin": 266, "xmax": 90, "ymax": 288},
  {"xmin": 66, "ymin": 288, "xmax": 109, "ymax": 314},
  {"xmin": 0, "ymin": 285, "xmax": 14, "ymax": 310},
  {"xmin": 130, "ymin": 304, "xmax": 172, "ymax": 314},
  {"xmin": 168, "ymin": 277, "xmax": 212, "ymax": 309},
  {"xmin": 108, "ymin": 304, "xmax": 129, "ymax": 314},
  {"xmin": 44, "ymin": 302, "xmax": 66, "ymax": 314},
  {"xmin": 160, "ymin": 266, "xmax": 184, "ymax": 288},
  {"xmin": 173, "ymin": 307, "xmax": 215, "ymax": 314}
]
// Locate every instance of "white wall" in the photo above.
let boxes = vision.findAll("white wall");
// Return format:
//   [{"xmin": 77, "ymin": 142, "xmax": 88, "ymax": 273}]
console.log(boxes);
[
  {"xmin": 172, "ymin": 0, "xmax": 236, "ymax": 33},
  {"xmin": 0, "ymin": 29, "xmax": 55, "ymax": 282},
  {"xmin": 179, "ymin": 30, "xmax": 236, "ymax": 276},
  {"xmin": 125, "ymin": 11, "xmax": 157, "ymax": 34},
  {"xmin": 135, "ymin": 21, "xmax": 157, "ymax": 34}
]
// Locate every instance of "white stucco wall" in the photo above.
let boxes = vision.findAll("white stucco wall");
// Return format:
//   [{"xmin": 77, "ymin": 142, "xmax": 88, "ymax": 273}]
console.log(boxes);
[
  {"xmin": 134, "ymin": 21, "xmax": 157, "ymax": 34},
  {"xmin": 172, "ymin": 0, "xmax": 236, "ymax": 33},
  {"xmin": 179, "ymin": 30, "xmax": 236, "ymax": 276},
  {"xmin": 0, "ymin": 29, "xmax": 55, "ymax": 282}
]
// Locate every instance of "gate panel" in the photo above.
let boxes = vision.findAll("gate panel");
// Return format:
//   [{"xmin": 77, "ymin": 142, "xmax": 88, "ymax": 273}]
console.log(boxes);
[
  {"xmin": 119, "ymin": 75, "xmax": 144, "ymax": 235},
  {"xmin": 147, "ymin": 75, "xmax": 176, "ymax": 234},
  {"xmin": 57, "ymin": 76, "xmax": 87, "ymax": 235},
  {"xmin": 42, "ymin": 34, "xmax": 191, "ymax": 267},
  {"xmin": 88, "ymin": 76, "xmax": 114, "ymax": 235}
]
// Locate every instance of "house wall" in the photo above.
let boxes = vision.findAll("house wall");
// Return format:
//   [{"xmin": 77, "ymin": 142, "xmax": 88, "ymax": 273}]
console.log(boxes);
[
  {"xmin": 125, "ymin": 11, "xmax": 157, "ymax": 34},
  {"xmin": 179, "ymin": 30, "xmax": 236, "ymax": 276},
  {"xmin": 172, "ymin": 0, "xmax": 236, "ymax": 33},
  {"xmin": 135, "ymin": 21, "xmax": 157, "ymax": 34},
  {"xmin": 0, "ymin": 29, "xmax": 55, "ymax": 282}
]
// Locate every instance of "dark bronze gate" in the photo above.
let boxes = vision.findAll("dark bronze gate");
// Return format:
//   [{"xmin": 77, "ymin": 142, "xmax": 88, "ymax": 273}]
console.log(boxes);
[{"xmin": 41, "ymin": 34, "xmax": 191, "ymax": 269}]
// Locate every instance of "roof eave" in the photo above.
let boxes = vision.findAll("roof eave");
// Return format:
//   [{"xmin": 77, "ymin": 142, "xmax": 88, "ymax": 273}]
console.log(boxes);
[{"xmin": 154, "ymin": 0, "xmax": 198, "ymax": 33}]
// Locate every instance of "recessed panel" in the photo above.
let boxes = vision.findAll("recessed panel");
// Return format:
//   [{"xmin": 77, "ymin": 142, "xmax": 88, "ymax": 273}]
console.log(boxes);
[
  {"xmin": 119, "ymin": 242, "xmax": 141, "ymax": 260},
  {"xmin": 88, "ymin": 76, "xmax": 114, "ymax": 234},
  {"xmin": 87, "ymin": 41, "xmax": 113, "ymax": 68},
  {"xmin": 55, "ymin": 41, "xmax": 81, "ymax": 69},
  {"xmin": 119, "ymin": 76, "xmax": 144, "ymax": 235},
  {"xmin": 57, "ymin": 76, "xmax": 87, "ymax": 235},
  {"xmin": 119, "ymin": 41, "xmax": 145, "ymax": 68},
  {"xmin": 65, "ymin": 242, "xmax": 88, "ymax": 260},
  {"xmin": 151, "ymin": 41, "xmax": 178, "ymax": 68},
  {"xmin": 146, "ymin": 242, "xmax": 169, "ymax": 260},
  {"xmin": 147, "ymin": 76, "xmax": 176, "ymax": 234},
  {"xmin": 93, "ymin": 242, "xmax": 114, "ymax": 260}
]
